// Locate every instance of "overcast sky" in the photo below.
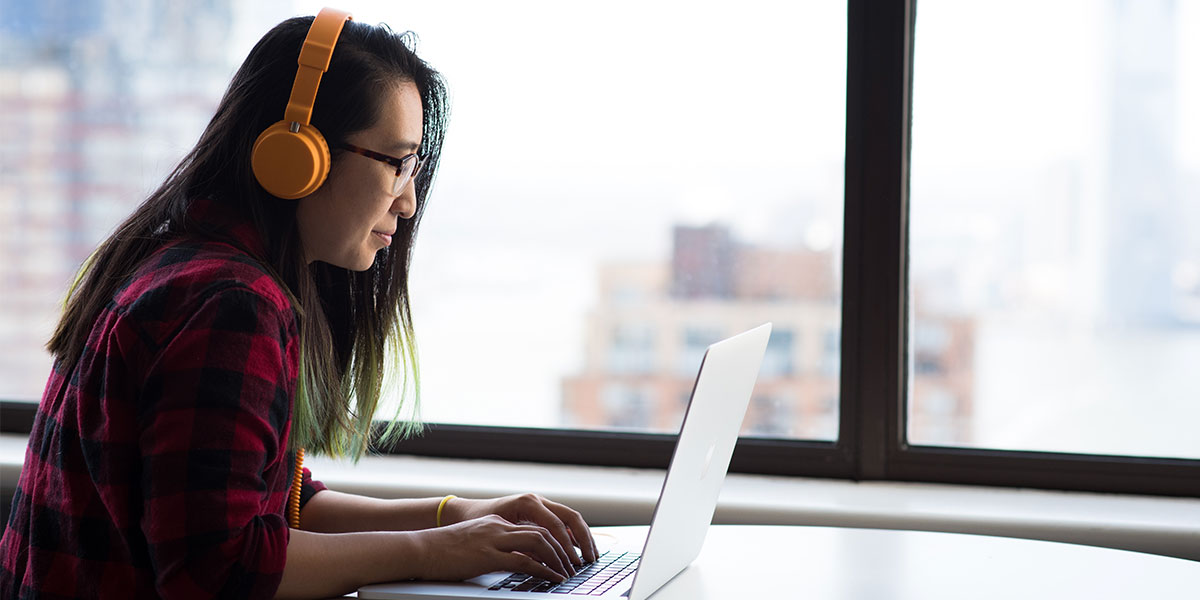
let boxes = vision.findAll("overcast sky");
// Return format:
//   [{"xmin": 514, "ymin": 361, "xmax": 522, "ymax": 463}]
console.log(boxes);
[{"xmin": 276, "ymin": 0, "xmax": 1200, "ymax": 170}]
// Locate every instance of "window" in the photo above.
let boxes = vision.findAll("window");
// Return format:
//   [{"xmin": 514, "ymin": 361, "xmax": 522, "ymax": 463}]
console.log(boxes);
[
  {"xmin": 3, "ymin": 0, "xmax": 1197, "ymax": 497},
  {"xmin": 909, "ymin": 0, "xmax": 1200, "ymax": 459},
  {"xmin": 748, "ymin": 393, "xmax": 795, "ymax": 438},
  {"xmin": 393, "ymin": 1, "xmax": 847, "ymax": 438},
  {"xmin": 761, "ymin": 329, "xmax": 795, "ymax": 378},
  {"xmin": 607, "ymin": 324, "xmax": 657, "ymax": 376},
  {"xmin": 0, "ymin": 1, "xmax": 274, "ymax": 401},
  {"xmin": 599, "ymin": 383, "xmax": 654, "ymax": 431}
]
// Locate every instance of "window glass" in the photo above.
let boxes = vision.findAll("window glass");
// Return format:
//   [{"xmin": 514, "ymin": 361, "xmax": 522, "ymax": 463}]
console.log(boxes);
[
  {"xmin": 382, "ymin": 1, "xmax": 847, "ymax": 438},
  {"xmin": 0, "ymin": 1, "xmax": 289, "ymax": 402},
  {"xmin": 3, "ymin": 1, "xmax": 847, "ymax": 443},
  {"xmin": 909, "ymin": 0, "xmax": 1200, "ymax": 458}
]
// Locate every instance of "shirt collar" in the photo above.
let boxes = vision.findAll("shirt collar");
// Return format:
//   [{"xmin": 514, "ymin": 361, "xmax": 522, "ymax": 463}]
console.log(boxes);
[{"xmin": 184, "ymin": 196, "xmax": 270, "ymax": 260}]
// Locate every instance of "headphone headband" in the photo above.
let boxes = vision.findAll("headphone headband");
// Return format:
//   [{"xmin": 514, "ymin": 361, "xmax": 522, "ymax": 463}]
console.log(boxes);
[
  {"xmin": 284, "ymin": 7, "xmax": 352, "ymax": 127},
  {"xmin": 251, "ymin": 7, "xmax": 352, "ymax": 199},
  {"xmin": 249, "ymin": 6, "xmax": 350, "ymax": 199}
]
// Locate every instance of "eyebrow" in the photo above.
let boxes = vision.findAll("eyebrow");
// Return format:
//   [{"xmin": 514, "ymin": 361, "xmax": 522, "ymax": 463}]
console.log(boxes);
[{"xmin": 388, "ymin": 140, "xmax": 421, "ymax": 154}]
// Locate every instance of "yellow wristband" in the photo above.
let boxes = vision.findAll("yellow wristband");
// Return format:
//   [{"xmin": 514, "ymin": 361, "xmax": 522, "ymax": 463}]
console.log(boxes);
[{"xmin": 436, "ymin": 494, "xmax": 457, "ymax": 527}]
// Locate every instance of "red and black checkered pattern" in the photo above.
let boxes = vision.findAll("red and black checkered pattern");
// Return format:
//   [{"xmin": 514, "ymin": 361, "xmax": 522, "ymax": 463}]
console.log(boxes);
[{"xmin": 1, "ymin": 199, "xmax": 326, "ymax": 599}]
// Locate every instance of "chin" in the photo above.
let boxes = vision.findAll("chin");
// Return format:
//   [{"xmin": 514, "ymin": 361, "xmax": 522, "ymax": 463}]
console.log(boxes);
[
  {"xmin": 323, "ymin": 253, "xmax": 376, "ymax": 272},
  {"xmin": 349, "ymin": 256, "xmax": 377, "ymax": 271},
  {"xmin": 321, "ymin": 244, "xmax": 384, "ymax": 271}
]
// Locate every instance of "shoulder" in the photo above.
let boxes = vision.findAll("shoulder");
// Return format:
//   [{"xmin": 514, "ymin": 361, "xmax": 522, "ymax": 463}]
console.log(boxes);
[{"xmin": 114, "ymin": 238, "xmax": 299, "ymax": 345}]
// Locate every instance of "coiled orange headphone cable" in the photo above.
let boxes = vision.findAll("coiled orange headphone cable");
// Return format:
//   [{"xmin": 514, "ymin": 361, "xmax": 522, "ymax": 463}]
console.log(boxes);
[{"xmin": 288, "ymin": 447, "xmax": 305, "ymax": 529}]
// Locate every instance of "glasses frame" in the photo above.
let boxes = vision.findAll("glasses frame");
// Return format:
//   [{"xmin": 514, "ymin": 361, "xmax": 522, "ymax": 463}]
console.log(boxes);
[{"xmin": 338, "ymin": 142, "xmax": 424, "ymax": 195}]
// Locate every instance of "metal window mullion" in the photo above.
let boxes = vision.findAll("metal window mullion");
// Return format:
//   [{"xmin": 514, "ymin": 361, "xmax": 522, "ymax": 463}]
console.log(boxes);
[{"xmin": 842, "ymin": 0, "xmax": 914, "ymax": 480}]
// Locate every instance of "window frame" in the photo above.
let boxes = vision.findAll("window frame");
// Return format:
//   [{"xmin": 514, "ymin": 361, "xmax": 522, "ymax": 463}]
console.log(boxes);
[{"xmin": 4, "ymin": 0, "xmax": 1199, "ymax": 498}]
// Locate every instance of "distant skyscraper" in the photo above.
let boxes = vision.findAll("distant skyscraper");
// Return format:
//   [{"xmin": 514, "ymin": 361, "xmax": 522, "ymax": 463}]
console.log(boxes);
[
  {"xmin": 670, "ymin": 224, "xmax": 736, "ymax": 299},
  {"xmin": 0, "ymin": 0, "xmax": 102, "ymax": 48},
  {"xmin": 1104, "ymin": 0, "xmax": 1178, "ymax": 326},
  {"xmin": 0, "ymin": 0, "xmax": 247, "ymax": 399}
]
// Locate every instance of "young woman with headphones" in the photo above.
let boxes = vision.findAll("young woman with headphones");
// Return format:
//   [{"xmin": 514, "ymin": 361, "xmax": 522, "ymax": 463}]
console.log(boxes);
[{"xmin": 0, "ymin": 8, "xmax": 597, "ymax": 599}]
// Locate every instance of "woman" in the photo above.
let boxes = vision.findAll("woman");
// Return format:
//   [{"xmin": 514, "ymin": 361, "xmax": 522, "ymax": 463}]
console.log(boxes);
[{"xmin": 0, "ymin": 9, "xmax": 596, "ymax": 599}]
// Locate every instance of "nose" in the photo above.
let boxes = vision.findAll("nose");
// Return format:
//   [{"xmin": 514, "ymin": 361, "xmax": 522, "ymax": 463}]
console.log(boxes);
[{"xmin": 391, "ymin": 177, "xmax": 417, "ymax": 220}]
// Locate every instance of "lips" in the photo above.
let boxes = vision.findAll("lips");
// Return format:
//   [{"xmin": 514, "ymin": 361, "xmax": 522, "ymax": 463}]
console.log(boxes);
[{"xmin": 372, "ymin": 231, "xmax": 394, "ymax": 245}]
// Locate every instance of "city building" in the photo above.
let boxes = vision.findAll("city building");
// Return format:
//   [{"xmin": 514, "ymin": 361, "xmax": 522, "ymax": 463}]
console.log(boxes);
[
  {"xmin": 0, "ymin": 0, "xmax": 250, "ymax": 399},
  {"xmin": 1103, "ymin": 0, "xmax": 1180, "ymax": 326},
  {"xmin": 562, "ymin": 224, "xmax": 975, "ymax": 444}
]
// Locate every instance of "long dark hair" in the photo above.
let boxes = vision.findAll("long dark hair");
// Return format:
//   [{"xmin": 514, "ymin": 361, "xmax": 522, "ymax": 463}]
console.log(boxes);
[{"xmin": 48, "ymin": 15, "xmax": 449, "ymax": 459}]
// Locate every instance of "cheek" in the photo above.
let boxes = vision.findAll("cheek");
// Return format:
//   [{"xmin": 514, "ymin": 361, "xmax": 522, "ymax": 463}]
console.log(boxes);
[{"xmin": 326, "ymin": 187, "xmax": 371, "ymax": 236}]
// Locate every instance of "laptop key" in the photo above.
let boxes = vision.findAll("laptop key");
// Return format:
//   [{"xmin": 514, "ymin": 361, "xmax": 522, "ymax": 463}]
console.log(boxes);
[
  {"xmin": 498, "ymin": 574, "xmax": 530, "ymax": 588},
  {"xmin": 513, "ymin": 579, "xmax": 548, "ymax": 592}
]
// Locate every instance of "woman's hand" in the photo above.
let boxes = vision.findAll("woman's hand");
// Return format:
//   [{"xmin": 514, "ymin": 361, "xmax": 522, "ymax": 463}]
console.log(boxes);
[
  {"xmin": 415, "ymin": 514, "xmax": 576, "ymax": 583},
  {"xmin": 442, "ymin": 494, "xmax": 599, "ymax": 566}
]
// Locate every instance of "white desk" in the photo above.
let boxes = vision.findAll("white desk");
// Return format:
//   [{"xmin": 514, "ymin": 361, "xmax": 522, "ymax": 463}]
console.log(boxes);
[
  {"xmin": 340, "ymin": 524, "xmax": 1198, "ymax": 599},
  {"xmin": 590, "ymin": 524, "xmax": 1200, "ymax": 599}
]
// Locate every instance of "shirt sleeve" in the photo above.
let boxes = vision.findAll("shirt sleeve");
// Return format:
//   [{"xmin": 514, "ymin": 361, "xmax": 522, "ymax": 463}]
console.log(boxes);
[
  {"xmin": 299, "ymin": 467, "xmax": 327, "ymax": 510},
  {"xmin": 135, "ymin": 286, "xmax": 298, "ymax": 599}
]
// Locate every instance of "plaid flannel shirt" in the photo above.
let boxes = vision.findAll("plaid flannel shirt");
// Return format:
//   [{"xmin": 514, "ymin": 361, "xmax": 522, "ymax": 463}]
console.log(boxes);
[{"xmin": 1, "ymin": 198, "xmax": 327, "ymax": 599}]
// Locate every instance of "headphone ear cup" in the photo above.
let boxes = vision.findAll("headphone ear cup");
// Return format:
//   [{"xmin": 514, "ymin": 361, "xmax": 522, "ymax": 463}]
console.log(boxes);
[{"xmin": 251, "ymin": 121, "xmax": 332, "ymax": 199}]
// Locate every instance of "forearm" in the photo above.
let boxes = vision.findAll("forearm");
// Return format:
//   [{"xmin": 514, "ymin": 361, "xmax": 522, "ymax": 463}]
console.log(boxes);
[
  {"xmin": 275, "ymin": 528, "xmax": 426, "ymax": 599},
  {"xmin": 300, "ymin": 489, "xmax": 446, "ymax": 533},
  {"xmin": 284, "ymin": 493, "xmax": 594, "ymax": 591}
]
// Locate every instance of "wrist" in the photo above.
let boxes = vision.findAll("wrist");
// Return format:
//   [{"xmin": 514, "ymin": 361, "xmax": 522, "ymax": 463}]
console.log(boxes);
[
  {"xmin": 438, "ymin": 495, "xmax": 482, "ymax": 527},
  {"xmin": 436, "ymin": 494, "xmax": 457, "ymax": 527}
]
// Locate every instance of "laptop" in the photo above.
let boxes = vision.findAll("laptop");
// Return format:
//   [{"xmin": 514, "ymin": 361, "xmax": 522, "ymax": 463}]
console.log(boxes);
[{"xmin": 359, "ymin": 322, "xmax": 772, "ymax": 600}]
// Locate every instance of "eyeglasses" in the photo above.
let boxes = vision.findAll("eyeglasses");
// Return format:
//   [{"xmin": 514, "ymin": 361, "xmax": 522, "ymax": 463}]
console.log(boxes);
[{"xmin": 338, "ymin": 142, "xmax": 425, "ymax": 195}]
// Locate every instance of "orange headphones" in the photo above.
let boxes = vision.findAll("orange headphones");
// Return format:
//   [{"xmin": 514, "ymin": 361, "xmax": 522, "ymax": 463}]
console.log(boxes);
[{"xmin": 251, "ymin": 7, "xmax": 352, "ymax": 199}]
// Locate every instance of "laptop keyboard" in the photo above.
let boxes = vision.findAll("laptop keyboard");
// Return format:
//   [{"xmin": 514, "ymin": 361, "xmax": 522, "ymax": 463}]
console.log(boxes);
[{"xmin": 487, "ymin": 550, "xmax": 640, "ymax": 595}]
